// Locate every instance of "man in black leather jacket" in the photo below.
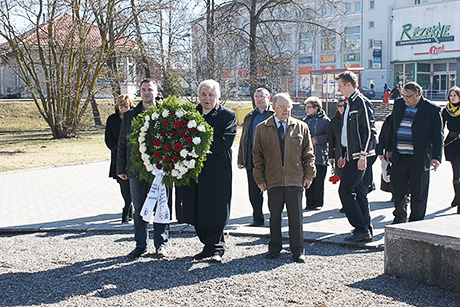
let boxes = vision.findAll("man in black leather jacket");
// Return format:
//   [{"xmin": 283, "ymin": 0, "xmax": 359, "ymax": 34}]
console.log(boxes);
[{"xmin": 336, "ymin": 71, "xmax": 377, "ymax": 242}]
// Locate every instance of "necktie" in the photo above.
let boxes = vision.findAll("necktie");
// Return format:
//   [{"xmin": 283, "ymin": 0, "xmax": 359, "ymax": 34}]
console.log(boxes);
[{"xmin": 278, "ymin": 122, "xmax": 285, "ymax": 140}]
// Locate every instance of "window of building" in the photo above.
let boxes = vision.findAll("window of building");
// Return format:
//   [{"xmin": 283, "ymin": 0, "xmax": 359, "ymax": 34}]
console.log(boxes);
[
  {"xmin": 345, "ymin": 3, "xmax": 352, "ymax": 14},
  {"xmin": 331, "ymin": 6, "xmax": 337, "ymax": 16},
  {"xmin": 345, "ymin": 26, "xmax": 360, "ymax": 51},
  {"xmin": 275, "ymin": 35, "xmax": 291, "ymax": 53},
  {"xmin": 369, "ymin": 0, "xmax": 375, "ymax": 9},
  {"xmin": 415, "ymin": 0, "xmax": 421, "ymax": 4},
  {"xmin": 368, "ymin": 39, "xmax": 373, "ymax": 48},
  {"xmin": 417, "ymin": 63, "xmax": 430, "ymax": 72},
  {"xmin": 355, "ymin": 1, "xmax": 361, "ymax": 12},
  {"xmin": 299, "ymin": 32, "xmax": 313, "ymax": 54},
  {"xmin": 369, "ymin": 21, "xmax": 374, "ymax": 28},
  {"xmin": 322, "ymin": 6, "xmax": 328, "ymax": 16},
  {"xmin": 321, "ymin": 29, "xmax": 336, "ymax": 51},
  {"xmin": 368, "ymin": 60, "xmax": 373, "ymax": 69}
]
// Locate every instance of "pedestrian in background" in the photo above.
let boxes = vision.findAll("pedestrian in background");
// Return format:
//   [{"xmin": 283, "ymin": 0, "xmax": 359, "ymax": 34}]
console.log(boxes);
[
  {"xmin": 383, "ymin": 89, "xmax": 391, "ymax": 110},
  {"xmin": 182, "ymin": 80, "xmax": 237, "ymax": 263},
  {"xmin": 253, "ymin": 93, "xmax": 316, "ymax": 263},
  {"xmin": 441, "ymin": 86, "xmax": 460, "ymax": 212},
  {"xmin": 105, "ymin": 94, "xmax": 134, "ymax": 223},
  {"xmin": 329, "ymin": 99, "xmax": 345, "ymax": 212},
  {"xmin": 303, "ymin": 96, "xmax": 330, "ymax": 210},
  {"xmin": 237, "ymin": 88, "xmax": 274, "ymax": 226}
]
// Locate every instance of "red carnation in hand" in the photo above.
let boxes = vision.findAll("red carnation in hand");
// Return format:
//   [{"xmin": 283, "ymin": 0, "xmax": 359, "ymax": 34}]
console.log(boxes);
[
  {"xmin": 163, "ymin": 119, "xmax": 169, "ymax": 126},
  {"xmin": 329, "ymin": 175, "xmax": 340, "ymax": 184},
  {"xmin": 166, "ymin": 165, "xmax": 173, "ymax": 172},
  {"xmin": 164, "ymin": 155, "xmax": 171, "ymax": 162},
  {"xmin": 174, "ymin": 143, "xmax": 183, "ymax": 152},
  {"xmin": 156, "ymin": 163, "xmax": 162, "ymax": 170},
  {"xmin": 173, "ymin": 121, "xmax": 181, "ymax": 129},
  {"xmin": 155, "ymin": 150, "xmax": 162, "ymax": 158},
  {"xmin": 180, "ymin": 120, "xmax": 188, "ymax": 127},
  {"xmin": 186, "ymin": 137, "xmax": 193, "ymax": 144},
  {"xmin": 179, "ymin": 130, "xmax": 186, "ymax": 137},
  {"xmin": 153, "ymin": 139, "xmax": 161, "ymax": 147},
  {"xmin": 189, "ymin": 127, "xmax": 196, "ymax": 133},
  {"xmin": 170, "ymin": 131, "xmax": 177, "ymax": 137},
  {"xmin": 164, "ymin": 144, "xmax": 172, "ymax": 151},
  {"xmin": 159, "ymin": 130, "xmax": 166, "ymax": 137},
  {"xmin": 172, "ymin": 156, "xmax": 180, "ymax": 163}
]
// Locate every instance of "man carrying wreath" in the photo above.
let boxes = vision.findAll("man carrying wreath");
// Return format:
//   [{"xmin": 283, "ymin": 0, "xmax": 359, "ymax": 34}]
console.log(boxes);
[{"xmin": 117, "ymin": 79, "xmax": 169, "ymax": 258}]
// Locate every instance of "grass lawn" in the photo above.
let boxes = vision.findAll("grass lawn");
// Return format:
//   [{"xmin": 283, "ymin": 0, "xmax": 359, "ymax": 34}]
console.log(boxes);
[{"xmin": 0, "ymin": 99, "xmax": 246, "ymax": 172}]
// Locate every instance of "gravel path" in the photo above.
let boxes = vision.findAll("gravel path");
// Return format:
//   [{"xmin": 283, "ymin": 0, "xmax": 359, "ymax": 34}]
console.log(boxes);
[{"xmin": 1, "ymin": 231, "xmax": 459, "ymax": 306}]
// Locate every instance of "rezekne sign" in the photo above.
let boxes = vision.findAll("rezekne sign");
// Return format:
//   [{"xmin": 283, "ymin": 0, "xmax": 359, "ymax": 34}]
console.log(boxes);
[{"xmin": 391, "ymin": 2, "xmax": 460, "ymax": 62}]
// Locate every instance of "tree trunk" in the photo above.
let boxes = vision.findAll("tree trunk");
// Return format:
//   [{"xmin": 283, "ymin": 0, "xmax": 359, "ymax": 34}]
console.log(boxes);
[{"xmin": 90, "ymin": 94, "xmax": 103, "ymax": 126}]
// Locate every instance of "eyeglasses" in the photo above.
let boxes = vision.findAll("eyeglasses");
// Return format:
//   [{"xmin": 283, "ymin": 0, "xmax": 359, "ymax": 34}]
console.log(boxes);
[
  {"xmin": 401, "ymin": 93, "xmax": 416, "ymax": 99},
  {"xmin": 337, "ymin": 104, "xmax": 344, "ymax": 108},
  {"xmin": 306, "ymin": 105, "xmax": 314, "ymax": 109}
]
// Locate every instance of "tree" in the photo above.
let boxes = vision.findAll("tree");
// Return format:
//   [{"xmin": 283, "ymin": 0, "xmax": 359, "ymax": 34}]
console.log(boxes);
[
  {"xmin": 0, "ymin": 0, "xmax": 133, "ymax": 138},
  {"xmin": 161, "ymin": 70, "xmax": 184, "ymax": 98}
]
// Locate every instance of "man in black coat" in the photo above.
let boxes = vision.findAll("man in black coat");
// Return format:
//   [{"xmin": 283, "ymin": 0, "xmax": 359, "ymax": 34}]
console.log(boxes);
[
  {"xmin": 117, "ymin": 79, "xmax": 169, "ymax": 258},
  {"xmin": 386, "ymin": 82, "xmax": 443, "ymax": 224}
]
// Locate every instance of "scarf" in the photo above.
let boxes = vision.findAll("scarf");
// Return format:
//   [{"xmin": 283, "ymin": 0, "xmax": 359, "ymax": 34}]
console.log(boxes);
[{"xmin": 446, "ymin": 102, "xmax": 460, "ymax": 117}]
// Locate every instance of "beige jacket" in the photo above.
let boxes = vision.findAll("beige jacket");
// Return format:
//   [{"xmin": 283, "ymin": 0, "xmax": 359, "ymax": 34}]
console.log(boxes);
[{"xmin": 252, "ymin": 115, "xmax": 316, "ymax": 190}]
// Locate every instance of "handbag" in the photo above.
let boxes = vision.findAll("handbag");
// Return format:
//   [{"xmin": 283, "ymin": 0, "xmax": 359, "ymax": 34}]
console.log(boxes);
[{"xmin": 381, "ymin": 158, "xmax": 391, "ymax": 183}]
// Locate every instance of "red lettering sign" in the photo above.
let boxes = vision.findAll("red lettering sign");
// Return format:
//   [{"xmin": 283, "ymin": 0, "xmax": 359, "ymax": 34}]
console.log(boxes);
[{"xmin": 429, "ymin": 45, "xmax": 445, "ymax": 55}]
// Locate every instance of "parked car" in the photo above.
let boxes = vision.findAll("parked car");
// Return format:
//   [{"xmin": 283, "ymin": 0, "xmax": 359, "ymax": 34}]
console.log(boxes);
[{"xmin": 361, "ymin": 86, "xmax": 376, "ymax": 100}]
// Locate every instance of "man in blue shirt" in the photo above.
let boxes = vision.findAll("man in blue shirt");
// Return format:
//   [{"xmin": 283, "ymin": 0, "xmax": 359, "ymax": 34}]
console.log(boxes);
[{"xmin": 237, "ymin": 88, "xmax": 274, "ymax": 226}]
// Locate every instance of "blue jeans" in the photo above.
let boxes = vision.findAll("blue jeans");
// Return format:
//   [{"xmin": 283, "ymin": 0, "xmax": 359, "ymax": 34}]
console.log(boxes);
[{"xmin": 129, "ymin": 177, "xmax": 169, "ymax": 250}]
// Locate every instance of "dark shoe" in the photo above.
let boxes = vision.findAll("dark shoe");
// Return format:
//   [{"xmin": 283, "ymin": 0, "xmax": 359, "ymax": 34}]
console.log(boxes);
[
  {"xmin": 265, "ymin": 252, "xmax": 280, "ymax": 259},
  {"xmin": 344, "ymin": 232, "xmax": 373, "ymax": 243},
  {"xmin": 391, "ymin": 219, "xmax": 406, "ymax": 225},
  {"xmin": 451, "ymin": 182, "xmax": 460, "ymax": 207},
  {"xmin": 156, "ymin": 247, "xmax": 167, "ymax": 258},
  {"xmin": 339, "ymin": 207, "xmax": 345, "ymax": 213},
  {"xmin": 210, "ymin": 254, "xmax": 222, "ymax": 263},
  {"xmin": 249, "ymin": 221, "xmax": 264, "ymax": 227},
  {"xmin": 122, "ymin": 207, "xmax": 130, "ymax": 224},
  {"xmin": 457, "ymin": 205, "xmax": 460, "ymax": 214},
  {"xmin": 292, "ymin": 254, "xmax": 306, "ymax": 263},
  {"xmin": 193, "ymin": 250, "xmax": 212, "ymax": 260},
  {"xmin": 305, "ymin": 206, "xmax": 321, "ymax": 211},
  {"xmin": 127, "ymin": 248, "xmax": 147, "ymax": 258},
  {"xmin": 128, "ymin": 205, "xmax": 133, "ymax": 221}
]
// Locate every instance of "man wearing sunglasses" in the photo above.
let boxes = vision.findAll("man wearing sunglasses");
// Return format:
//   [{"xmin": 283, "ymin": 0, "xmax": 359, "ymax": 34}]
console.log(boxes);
[{"xmin": 385, "ymin": 82, "xmax": 443, "ymax": 224}]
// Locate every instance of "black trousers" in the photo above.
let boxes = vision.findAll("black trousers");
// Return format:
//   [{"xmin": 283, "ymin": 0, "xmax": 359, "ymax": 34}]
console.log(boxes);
[
  {"xmin": 305, "ymin": 164, "xmax": 327, "ymax": 208},
  {"xmin": 247, "ymin": 169, "xmax": 264, "ymax": 223},
  {"xmin": 116, "ymin": 178, "xmax": 132, "ymax": 210},
  {"xmin": 392, "ymin": 154, "xmax": 430, "ymax": 223},
  {"xmin": 267, "ymin": 187, "xmax": 304, "ymax": 257},
  {"xmin": 195, "ymin": 226, "xmax": 225, "ymax": 256},
  {"xmin": 338, "ymin": 159, "xmax": 372, "ymax": 234}
]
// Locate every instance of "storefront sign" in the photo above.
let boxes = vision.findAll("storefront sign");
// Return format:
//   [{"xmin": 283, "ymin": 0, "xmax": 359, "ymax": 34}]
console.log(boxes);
[
  {"xmin": 320, "ymin": 55, "xmax": 335, "ymax": 63},
  {"xmin": 396, "ymin": 22, "xmax": 454, "ymax": 46},
  {"xmin": 298, "ymin": 56, "xmax": 312, "ymax": 64},
  {"xmin": 343, "ymin": 53, "xmax": 360, "ymax": 61}
]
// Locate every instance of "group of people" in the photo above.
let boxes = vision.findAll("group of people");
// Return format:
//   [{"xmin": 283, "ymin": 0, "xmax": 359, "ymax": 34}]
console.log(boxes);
[{"xmin": 104, "ymin": 72, "xmax": 460, "ymax": 264}]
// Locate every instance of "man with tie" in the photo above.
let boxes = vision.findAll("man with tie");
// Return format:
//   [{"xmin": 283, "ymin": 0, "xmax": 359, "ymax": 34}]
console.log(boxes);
[{"xmin": 252, "ymin": 93, "xmax": 316, "ymax": 263}]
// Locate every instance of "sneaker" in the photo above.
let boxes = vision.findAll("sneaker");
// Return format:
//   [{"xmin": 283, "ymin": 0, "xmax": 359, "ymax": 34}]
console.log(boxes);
[
  {"xmin": 156, "ymin": 247, "xmax": 167, "ymax": 258},
  {"xmin": 127, "ymin": 248, "xmax": 147, "ymax": 258},
  {"xmin": 210, "ymin": 254, "xmax": 222, "ymax": 263}
]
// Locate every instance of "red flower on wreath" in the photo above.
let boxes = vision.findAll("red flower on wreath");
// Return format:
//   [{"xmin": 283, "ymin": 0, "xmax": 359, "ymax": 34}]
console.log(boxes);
[
  {"xmin": 186, "ymin": 137, "xmax": 193, "ymax": 144},
  {"xmin": 156, "ymin": 163, "xmax": 162, "ymax": 170},
  {"xmin": 179, "ymin": 130, "xmax": 186, "ymax": 137},
  {"xmin": 189, "ymin": 127, "xmax": 196, "ymax": 133},
  {"xmin": 173, "ymin": 121, "xmax": 181, "ymax": 129},
  {"xmin": 159, "ymin": 130, "xmax": 166, "ymax": 137},
  {"xmin": 172, "ymin": 156, "xmax": 180, "ymax": 163},
  {"xmin": 153, "ymin": 139, "xmax": 161, "ymax": 147},
  {"xmin": 170, "ymin": 111, "xmax": 175, "ymax": 116},
  {"xmin": 180, "ymin": 120, "xmax": 188, "ymax": 127},
  {"xmin": 164, "ymin": 144, "xmax": 172, "ymax": 151},
  {"xmin": 174, "ymin": 143, "xmax": 183, "ymax": 152},
  {"xmin": 164, "ymin": 155, "xmax": 171, "ymax": 162},
  {"xmin": 155, "ymin": 150, "xmax": 162, "ymax": 158},
  {"xmin": 170, "ymin": 131, "xmax": 177, "ymax": 137},
  {"xmin": 163, "ymin": 119, "xmax": 169, "ymax": 126},
  {"xmin": 166, "ymin": 166, "xmax": 173, "ymax": 172}
]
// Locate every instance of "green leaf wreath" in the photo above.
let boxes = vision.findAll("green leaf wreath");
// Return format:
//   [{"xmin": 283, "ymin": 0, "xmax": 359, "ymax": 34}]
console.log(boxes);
[{"xmin": 129, "ymin": 96, "xmax": 213, "ymax": 187}]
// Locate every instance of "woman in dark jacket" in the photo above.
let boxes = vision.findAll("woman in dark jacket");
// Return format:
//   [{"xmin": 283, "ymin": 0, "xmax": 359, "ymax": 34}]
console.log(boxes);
[
  {"xmin": 182, "ymin": 80, "xmax": 237, "ymax": 262},
  {"xmin": 303, "ymin": 97, "xmax": 330, "ymax": 210},
  {"xmin": 442, "ymin": 86, "xmax": 460, "ymax": 212},
  {"xmin": 328, "ymin": 99, "xmax": 345, "ymax": 212},
  {"xmin": 105, "ymin": 94, "xmax": 134, "ymax": 223}
]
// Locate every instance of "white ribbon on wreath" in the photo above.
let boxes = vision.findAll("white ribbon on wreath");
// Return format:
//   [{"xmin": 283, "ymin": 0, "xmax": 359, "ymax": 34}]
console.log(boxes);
[{"xmin": 140, "ymin": 165, "xmax": 170, "ymax": 224}]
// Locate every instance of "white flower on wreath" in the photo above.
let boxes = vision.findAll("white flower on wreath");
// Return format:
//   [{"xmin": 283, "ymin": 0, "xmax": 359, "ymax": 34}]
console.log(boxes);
[
  {"xmin": 197, "ymin": 124, "xmax": 205, "ymax": 132},
  {"xmin": 162, "ymin": 109, "xmax": 170, "ymax": 118},
  {"xmin": 140, "ymin": 126, "xmax": 148, "ymax": 133},
  {"xmin": 140, "ymin": 144, "xmax": 147, "ymax": 153},
  {"xmin": 176, "ymin": 109, "xmax": 185, "ymax": 118},
  {"xmin": 192, "ymin": 137, "xmax": 201, "ymax": 145},
  {"xmin": 151, "ymin": 112, "xmax": 159, "ymax": 120},
  {"xmin": 189, "ymin": 148, "xmax": 199, "ymax": 158},
  {"xmin": 187, "ymin": 120, "xmax": 197, "ymax": 128},
  {"xmin": 180, "ymin": 149, "xmax": 188, "ymax": 158},
  {"xmin": 171, "ymin": 169, "xmax": 179, "ymax": 178},
  {"xmin": 138, "ymin": 135, "xmax": 145, "ymax": 143}
]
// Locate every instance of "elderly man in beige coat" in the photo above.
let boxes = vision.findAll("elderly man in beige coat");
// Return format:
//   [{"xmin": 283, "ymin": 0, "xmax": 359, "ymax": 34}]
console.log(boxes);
[{"xmin": 252, "ymin": 93, "xmax": 316, "ymax": 263}]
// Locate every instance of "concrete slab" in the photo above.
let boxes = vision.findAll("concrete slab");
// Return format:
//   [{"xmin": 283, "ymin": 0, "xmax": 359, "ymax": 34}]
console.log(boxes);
[{"xmin": 384, "ymin": 215, "xmax": 460, "ymax": 292}]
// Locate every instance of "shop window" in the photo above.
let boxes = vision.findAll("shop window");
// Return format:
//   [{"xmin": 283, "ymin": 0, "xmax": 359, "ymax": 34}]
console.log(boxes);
[
  {"xmin": 394, "ymin": 64, "xmax": 403, "ymax": 85},
  {"xmin": 417, "ymin": 63, "xmax": 430, "ymax": 72},
  {"xmin": 345, "ymin": 26, "xmax": 360, "ymax": 51},
  {"xmin": 433, "ymin": 63, "xmax": 446, "ymax": 72},
  {"xmin": 405, "ymin": 63, "xmax": 414, "ymax": 83}
]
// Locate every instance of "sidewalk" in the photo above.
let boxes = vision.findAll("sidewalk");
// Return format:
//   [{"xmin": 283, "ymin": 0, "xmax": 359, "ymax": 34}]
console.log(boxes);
[{"xmin": 1, "ymin": 145, "xmax": 458, "ymax": 249}]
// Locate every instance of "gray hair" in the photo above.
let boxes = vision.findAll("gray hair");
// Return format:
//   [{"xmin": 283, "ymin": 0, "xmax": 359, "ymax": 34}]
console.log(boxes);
[
  {"xmin": 272, "ymin": 93, "xmax": 293, "ymax": 106},
  {"xmin": 197, "ymin": 79, "xmax": 221, "ymax": 99},
  {"xmin": 304, "ymin": 96, "xmax": 322, "ymax": 111}
]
